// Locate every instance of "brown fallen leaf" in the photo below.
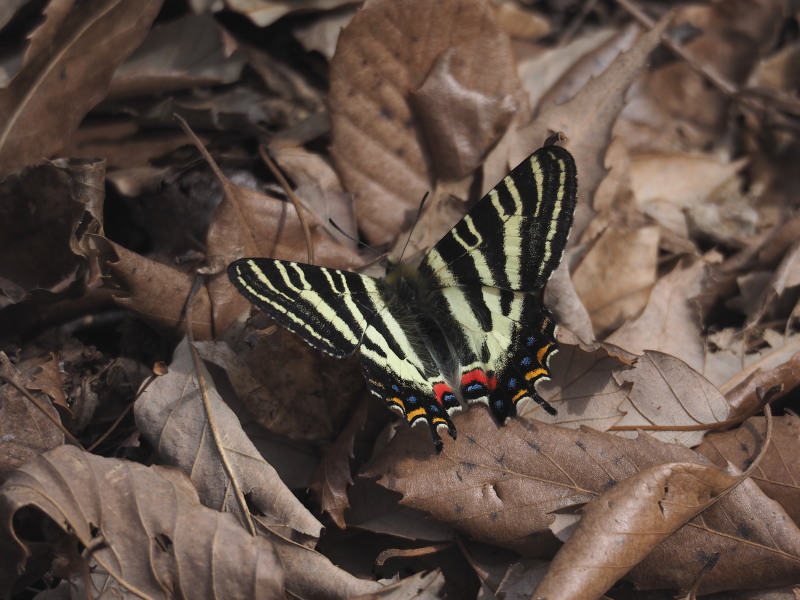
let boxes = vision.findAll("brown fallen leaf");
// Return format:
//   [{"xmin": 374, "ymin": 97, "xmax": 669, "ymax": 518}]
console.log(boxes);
[
  {"xmin": 0, "ymin": 0, "xmax": 162, "ymax": 175},
  {"xmin": 721, "ymin": 351, "xmax": 800, "ymax": 420},
  {"xmin": 517, "ymin": 14, "xmax": 672, "ymax": 238},
  {"xmin": 91, "ymin": 236, "xmax": 214, "ymax": 340},
  {"xmin": 365, "ymin": 406, "xmax": 800, "ymax": 593},
  {"xmin": 329, "ymin": 0, "xmax": 524, "ymax": 243},
  {"xmin": 0, "ymin": 164, "xmax": 90, "ymax": 307},
  {"xmin": 719, "ymin": 331, "xmax": 800, "ymax": 401},
  {"xmin": 107, "ymin": 13, "xmax": 247, "ymax": 100},
  {"xmin": 544, "ymin": 258, "xmax": 595, "ymax": 346},
  {"xmin": 696, "ymin": 415, "xmax": 800, "ymax": 524},
  {"xmin": 571, "ymin": 224, "xmax": 659, "ymax": 335},
  {"xmin": 136, "ymin": 338, "xmax": 383, "ymax": 600},
  {"xmin": 224, "ymin": 0, "xmax": 357, "ymax": 28},
  {"xmin": 135, "ymin": 338, "xmax": 322, "ymax": 540},
  {"xmin": 0, "ymin": 354, "xmax": 65, "ymax": 482},
  {"xmin": 613, "ymin": 351, "xmax": 735, "ymax": 447},
  {"xmin": 522, "ymin": 343, "xmax": 631, "ymax": 431},
  {"xmin": 606, "ymin": 256, "xmax": 716, "ymax": 373},
  {"xmin": 533, "ymin": 462, "xmax": 738, "ymax": 600},
  {"xmin": 616, "ymin": 0, "xmax": 785, "ymax": 153},
  {"xmin": 0, "ymin": 445, "xmax": 284, "ymax": 599},
  {"xmin": 309, "ymin": 395, "xmax": 370, "ymax": 528},
  {"xmin": 197, "ymin": 331, "xmax": 362, "ymax": 441},
  {"xmin": 349, "ymin": 570, "xmax": 445, "ymax": 599}
]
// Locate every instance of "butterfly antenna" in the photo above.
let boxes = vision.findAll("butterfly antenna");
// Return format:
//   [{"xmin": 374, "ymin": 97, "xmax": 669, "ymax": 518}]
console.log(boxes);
[
  {"xmin": 398, "ymin": 191, "xmax": 429, "ymax": 262},
  {"xmin": 329, "ymin": 218, "xmax": 371, "ymax": 250}
]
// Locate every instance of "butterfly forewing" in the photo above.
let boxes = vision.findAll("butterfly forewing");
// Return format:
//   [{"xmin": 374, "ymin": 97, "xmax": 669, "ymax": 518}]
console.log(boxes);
[
  {"xmin": 228, "ymin": 259, "xmax": 382, "ymax": 358},
  {"xmin": 420, "ymin": 145, "xmax": 577, "ymax": 293},
  {"xmin": 228, "ymin": 143, "xmax": 578, "ymax": 451}
]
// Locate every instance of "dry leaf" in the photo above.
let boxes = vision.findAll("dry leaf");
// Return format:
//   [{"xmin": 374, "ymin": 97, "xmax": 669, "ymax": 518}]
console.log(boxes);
[
  {"xmin": 523, "ymin": 343, "xmax": 631, "ymax": 431},
  {"xmin": 696, "ymin": 415, "xmax": 800, "ymax": 523},
  {"xmin": 571, "ymin": 224, "xmax": 659, "ymax": 334},
  {"xmin": 198, "ymin": 331, "xmax": 362, "ymax": 440},
  {"xmin": 722, "ymin": 351, "xmax": 800, "ymax": 419},
  {"xmin": 533, "ymin": 462, "xmax": 738, "ymax": 600},
  {"xmin": 0, "ymin": 445, "xmax": 284, "ymax": 598},
  {"xmin": 108, "ymin": 13, "xmax": 247, "ymax": 100},
  {"xmin": 0, "ymin": 355, "xmax": 64, "ymax": 481},
  {"xmin": 329, "ymin": 0, "xmax": 523, "ymax": 243},
  {"xmin": 91, "ymin": 236, "xmax": 215, "ymax": 340},
  {"xmin": 224, "ymin": 0, "xmax": 358, "ymax": 28},
  {"xmin": 135, "ymin": 338, "xmax": 322, "ymax": 539},
  {"xmin": 308, "ymin": 396, "xmax": 372, "ymax": 528},
  {"xmin": 198, "ymin": 126, "xmax": 363, "ymax": 333},
  {"xmin": 366, "ymin": 406, "xmax": 800, "ymax": 593},
  {"xmin": 613, "ymin": 352, "xmax": 734, "ymax": 447},
  {"xmin": 606, "ymin": 256, "xmax": 716, "ymax": 373},
  {"xmin": 0, "ymin": 165, "xmax": 88, "ymax": 307},
  {"xmin": 517, "ymin": 15, "xmax": 671, "ymax": 237},
  {"xmin": 0, "ymin": 0, "xmax": 162, "ymax": 175}
]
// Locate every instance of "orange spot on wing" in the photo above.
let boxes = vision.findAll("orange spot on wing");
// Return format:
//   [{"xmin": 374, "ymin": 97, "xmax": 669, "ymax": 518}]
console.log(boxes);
[{"xmin": 525, "ymin": 368, "xmax": 547, "ymax": 380}]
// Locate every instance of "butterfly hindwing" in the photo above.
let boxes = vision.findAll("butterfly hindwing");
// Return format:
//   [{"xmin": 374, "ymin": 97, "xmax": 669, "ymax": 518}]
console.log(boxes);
[{"xmin": 228, "ymin": 143, "xmax": 577, "ymax": 451}]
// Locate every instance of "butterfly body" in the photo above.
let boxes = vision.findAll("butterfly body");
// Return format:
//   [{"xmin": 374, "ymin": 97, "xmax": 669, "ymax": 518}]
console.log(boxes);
[{"xmin": 229, "ymin": 144, "xmax": 577, "ymax": 451}]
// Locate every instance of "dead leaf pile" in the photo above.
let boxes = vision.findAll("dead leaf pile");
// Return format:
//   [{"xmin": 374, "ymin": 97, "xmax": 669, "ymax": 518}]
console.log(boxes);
[{"xmin": 1, "ymin": 0, "xmax": 799, "ymax": 599}]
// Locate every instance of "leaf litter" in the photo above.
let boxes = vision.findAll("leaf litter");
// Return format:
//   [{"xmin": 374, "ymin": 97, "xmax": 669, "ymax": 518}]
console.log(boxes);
[{"xmin": 1, "ymin": 0, "xmax": 800, "ymax": 598}]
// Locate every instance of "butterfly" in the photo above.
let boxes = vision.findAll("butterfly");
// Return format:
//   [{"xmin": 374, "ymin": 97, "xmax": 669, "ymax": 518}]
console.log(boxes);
[{"xmin": 228, "ymin": 142, "xmax": 577, "ymax": 451}]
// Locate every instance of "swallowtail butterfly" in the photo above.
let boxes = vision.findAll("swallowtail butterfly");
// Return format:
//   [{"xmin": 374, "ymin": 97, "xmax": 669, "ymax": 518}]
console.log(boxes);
[{"xmin": 229, "ymin": 142, "xmax": 577, "ymax": 451}]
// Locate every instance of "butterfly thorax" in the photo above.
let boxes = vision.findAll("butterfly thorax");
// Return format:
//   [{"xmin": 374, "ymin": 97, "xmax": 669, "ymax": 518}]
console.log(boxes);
[{"xmin": 379, "ymin": 262, "xmax": 462, "ymax": 390}]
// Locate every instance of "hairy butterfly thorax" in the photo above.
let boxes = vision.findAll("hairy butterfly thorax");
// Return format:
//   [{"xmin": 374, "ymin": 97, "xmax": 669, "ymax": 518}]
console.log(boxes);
[{"xmin": 228, "ymin": 142, "xmax": 578, "ymax": 452}]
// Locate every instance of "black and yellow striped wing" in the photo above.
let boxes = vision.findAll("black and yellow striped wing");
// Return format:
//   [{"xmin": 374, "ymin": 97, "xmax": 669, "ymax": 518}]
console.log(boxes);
[
  {"xmin": 228, "ymin": 143, "xmax": 577, "ymax": 452},
  {"xmin": 420, "ymin": 144, "xmax": 577, "ymax": 292}
]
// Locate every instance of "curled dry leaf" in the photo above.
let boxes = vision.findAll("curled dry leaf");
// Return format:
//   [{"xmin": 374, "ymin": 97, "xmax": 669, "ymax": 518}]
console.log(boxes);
[
  {"xmin": 696, "ymin": 415, "xmax": 800, "ymax": 524},
  {"xmin": 721, "ymin": 350, "xmax": 800, "ymax": 419},
  {"xmin": 366, "ymin": 406, "xmax": 800, "ymax": 593},
  {"xmin": 0, "ymin": 0, "xmax": 162, "ymax": 175},
  {"xmin": 0, "ymin": 165, "xmax": 89, "ymax": 307},
  {"xmin": 718, "ymin": 331, "xmax": 800, "ymax": 402},
  {"xmin": 329, "ymin": 0, "xmax": 523, "ymax": 243},
  {"xmin": 90, "ymin": 236, "xmax": 214, "ymax": 340},
  {"xmin": 0, "ymin": 445, "xmax": 283, "ymax": 599},
  {"xmin": 23, "ymin": 352, "xmax": 69, "ymax": 412},
  {"xmin": 613, "ymin": 351, "xmax": 735, "ymax": 447},
  {"xmin": 135, "ymin": 338, "xmax": 322, "ymax": 540},
  {"xmin": 532, "ymin": 462, "xmax": 739, "ymax": 600}
]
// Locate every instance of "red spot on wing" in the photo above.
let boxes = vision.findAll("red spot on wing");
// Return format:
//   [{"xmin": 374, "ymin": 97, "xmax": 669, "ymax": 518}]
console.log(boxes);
[
  {"xmin": 433, "ymin": 382, "xmax": 454, "ymax": 405},
  {"xmin": 461, "ymin": 368, "xmax": 488, "ymax": 387}
]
